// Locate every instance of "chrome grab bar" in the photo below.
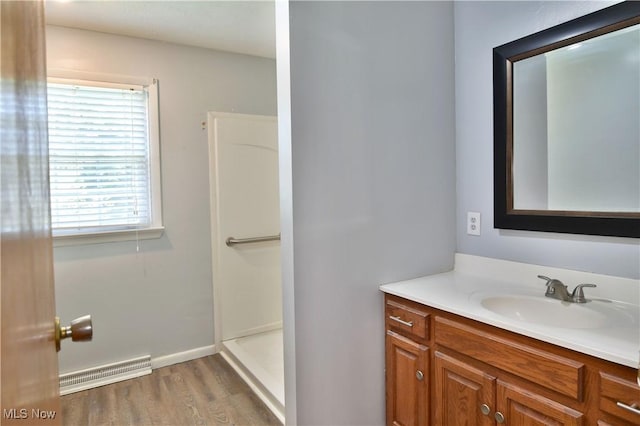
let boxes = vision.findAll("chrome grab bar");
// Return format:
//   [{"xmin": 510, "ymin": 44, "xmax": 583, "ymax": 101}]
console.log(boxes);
[{"xmin": 225, "ymin": 233, "xmax": 280, "ymax": 247}]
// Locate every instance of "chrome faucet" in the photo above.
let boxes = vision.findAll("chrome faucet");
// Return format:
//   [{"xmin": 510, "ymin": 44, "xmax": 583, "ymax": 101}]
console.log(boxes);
[{"xmin": 537, "ymin": 275, "xmax": 596, "ymax": 303}]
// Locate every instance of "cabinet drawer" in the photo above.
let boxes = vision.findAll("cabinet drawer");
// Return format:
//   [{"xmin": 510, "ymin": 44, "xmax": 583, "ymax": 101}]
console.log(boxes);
[
  {"xmin": 385, "ymin": 297, "xmax": 429, "ymax": 341},
  {"xmin": 599, "ymin": 372, "xmax": 640, "ymax": 424},
  {"xmin": 435, "ymin": 316, "xmax": 584, "ymax": 400}
]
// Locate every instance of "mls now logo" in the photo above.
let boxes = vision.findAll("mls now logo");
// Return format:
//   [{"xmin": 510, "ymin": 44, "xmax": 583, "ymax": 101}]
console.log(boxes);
[{"xmin": 3, "ymin": 408, "xmax": 57, "ymax": 420}]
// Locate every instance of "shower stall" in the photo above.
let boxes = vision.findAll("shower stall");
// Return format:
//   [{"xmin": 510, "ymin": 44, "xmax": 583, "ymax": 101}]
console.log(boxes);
[{"xmin": 207, "ymin": 112, "xmax": 284, "ymax": 422}]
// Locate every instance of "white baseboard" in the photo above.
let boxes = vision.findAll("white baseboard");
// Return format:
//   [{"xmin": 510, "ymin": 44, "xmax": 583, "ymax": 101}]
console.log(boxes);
[
  {"xmin": 59, "ymin": 345, "xmax": 216, "ymax": 395},
  {"xmin": 151, "ymin": 344, "xmax": 216, "ymax": 369}
]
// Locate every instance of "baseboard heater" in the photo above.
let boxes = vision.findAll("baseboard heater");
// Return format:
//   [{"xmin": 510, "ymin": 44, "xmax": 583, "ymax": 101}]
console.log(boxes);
[{"xmin": 59, "ymin": 355, "xmax": 152, "ymax": 395}]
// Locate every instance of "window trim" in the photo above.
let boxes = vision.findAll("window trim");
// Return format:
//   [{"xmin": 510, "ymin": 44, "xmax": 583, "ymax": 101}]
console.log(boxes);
[
  {"xmin": 53, "ymin": 226, "xmax": 165, "ymax": 247},
  {"xmin": 47, "ymin": 70, "xmax": 164, "ymax": 246}
]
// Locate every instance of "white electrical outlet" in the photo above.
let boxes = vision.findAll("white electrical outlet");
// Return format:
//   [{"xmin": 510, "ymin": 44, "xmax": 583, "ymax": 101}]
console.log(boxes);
[{"xmin": 467, "ymin": 212, "xmax": 481, "ymax": 236}]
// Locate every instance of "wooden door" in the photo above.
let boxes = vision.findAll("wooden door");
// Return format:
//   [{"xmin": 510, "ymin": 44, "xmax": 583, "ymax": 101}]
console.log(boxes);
[
  {"xmin": 1, "ymin": 1, "xmax": 61, "ymax": 424},
  {"xmin": 385, "ymin": 331, "xmax": 429, "ymax": 426},
  {"xmin": 496, "ymin": 381, "xmax": 583, "ymax": 426},
  {"xmin": 434, "ymin": 351, "xmax": 495, "ymax": 426}
]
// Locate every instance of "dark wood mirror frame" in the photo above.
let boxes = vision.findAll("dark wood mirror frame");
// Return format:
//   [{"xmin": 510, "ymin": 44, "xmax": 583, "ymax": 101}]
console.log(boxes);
[{"xmin": 493, "ymin": 1, "xmax": 640, "ymax": 238}]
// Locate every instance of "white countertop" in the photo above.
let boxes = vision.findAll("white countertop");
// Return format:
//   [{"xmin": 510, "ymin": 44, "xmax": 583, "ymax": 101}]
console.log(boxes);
[{"xmin": 380, "ymin": 254, "xmax": 640, "ymax": 368}]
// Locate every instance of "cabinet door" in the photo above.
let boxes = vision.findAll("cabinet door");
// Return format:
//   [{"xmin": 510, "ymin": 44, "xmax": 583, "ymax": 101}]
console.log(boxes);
[
  {"xmin": 386, "ymin": 330, "xmax": 429, "ymax": 426},
  {"xmin": 496, "ymin": 381, "xmax": 583, "ymax": 425},
  {"xmin": 434, "ymin": 351, "xmax": 496, "ymax": 426},
  {"xmin": 599, "ymin": 372, "xmax": 640, "ymax": 425}
]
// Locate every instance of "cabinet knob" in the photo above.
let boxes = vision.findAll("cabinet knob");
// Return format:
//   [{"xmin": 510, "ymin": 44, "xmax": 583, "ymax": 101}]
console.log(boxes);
[
  {"xmin": 480, "ymin": 404, "xmax": 491, "ymax": 415},
  {"xmin": 415, "ymin": 370, "xmax": 424, "ymax": 381},
  {"xmin": 494, "ymin": 411, "xmax": 505, "ymax": 423}
]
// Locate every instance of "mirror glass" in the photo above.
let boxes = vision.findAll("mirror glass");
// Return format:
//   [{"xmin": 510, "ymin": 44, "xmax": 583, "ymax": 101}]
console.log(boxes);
[
  {"xmin": 494, "ymin": 1, "xmax": 640, "ymax": 238},
  {"xmin": 512, "ymin": 24, "xmax": 640, "ymax": 213}
]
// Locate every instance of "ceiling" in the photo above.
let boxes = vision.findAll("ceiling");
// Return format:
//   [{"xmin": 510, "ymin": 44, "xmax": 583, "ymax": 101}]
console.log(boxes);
[{"xmin": 45, "ymin": 0, "xmax": 276, "ymax": 59}]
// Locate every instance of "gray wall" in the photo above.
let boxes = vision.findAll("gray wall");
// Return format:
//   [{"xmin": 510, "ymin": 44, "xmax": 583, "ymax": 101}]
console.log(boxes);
[
  {"xmin": 454, "ymin": 1, "xmax": 640, "ymax": 280},
  {"xmin": 287, "ymin": 2, "xmax": 455, "ymax": 424},
  {"xmin": 47, "ymin": 26, "xmax": 277, "ymax": 373}
]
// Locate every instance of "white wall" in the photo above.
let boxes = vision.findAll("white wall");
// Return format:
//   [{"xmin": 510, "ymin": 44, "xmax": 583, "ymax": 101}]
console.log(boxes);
[
  {"xmin": 546, "ymin": 29, "xmax": 640, "ymax": 211},
  {"xmin": 286, "ymin": 2, "xmax": 455, "ymax": 424},
  {"xmin": 513, "ymin": 54, "xmax": 548, "ymax": 210},
  {"xmin": 46, "ymin": 26, "xmax": 277, "ymax": 373},
  {"xmin": 455, "ymin": 1, "xmax": 640, "ymax": 280}
]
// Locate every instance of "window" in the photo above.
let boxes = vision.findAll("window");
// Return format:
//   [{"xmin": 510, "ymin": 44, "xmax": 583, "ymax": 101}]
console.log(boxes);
[{"xmin": 47, "ymin": 75, "xmax": 163, "ymax": 245}]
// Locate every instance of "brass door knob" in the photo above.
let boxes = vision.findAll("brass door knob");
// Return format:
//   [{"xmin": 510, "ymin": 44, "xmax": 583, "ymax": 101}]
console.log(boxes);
[{"xmin": 55, "ymin": 315, "xmax": 92, "ymax": 352}]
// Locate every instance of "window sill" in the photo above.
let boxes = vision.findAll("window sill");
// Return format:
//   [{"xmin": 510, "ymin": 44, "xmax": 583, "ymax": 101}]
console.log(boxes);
[{"xmin": 53, "ymin": 227, "xmax": 165, "ymax": 247}]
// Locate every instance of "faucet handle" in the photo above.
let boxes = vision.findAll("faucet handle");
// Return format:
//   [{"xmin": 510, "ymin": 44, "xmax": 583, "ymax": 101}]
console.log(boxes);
[
  {"xmin": 571, "ymin": 284, "xmax": 596, "ymax": 303},
  {"xmin": 538, "ymin": 275, "xmax": 564, "ymax": 287},
  {"xmin": 537, "ymin": 275, "xmax": 553, "ymax": 285},
  {"xmin": 538, "ymin": 275, "xmax": 567, "ymax": 297}
]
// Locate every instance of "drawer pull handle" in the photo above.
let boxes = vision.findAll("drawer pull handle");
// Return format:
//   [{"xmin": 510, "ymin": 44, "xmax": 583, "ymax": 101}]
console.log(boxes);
[
  {"xmin": 389, "ymin": 315, "xmax": 413, "ymax": 327},
  {"xmin": 480, "ymin": 404, "xmax": 491, "ymax": 416},
  {"xmin": 415, "ymin": 370, "xmax": 424, "ymax": 381},
  {"xmin": 617, "ymin": 401, "xmax": 640, "ymax": 416},
  {"xmin": 494, "ymin": 412, "xmax": 505, "ymax": 423}
]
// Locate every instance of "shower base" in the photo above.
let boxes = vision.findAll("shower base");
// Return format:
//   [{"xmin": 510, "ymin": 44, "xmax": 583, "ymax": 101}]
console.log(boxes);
[{"xmin": 221, "ymin": 328, "xmax": 284, "ymax": 423}]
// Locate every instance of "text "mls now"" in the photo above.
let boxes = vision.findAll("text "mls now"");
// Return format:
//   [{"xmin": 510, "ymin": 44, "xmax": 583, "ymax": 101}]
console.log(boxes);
[{"xmin": 3, "ymin": 408, "xmax": 57, "ymax": 420}]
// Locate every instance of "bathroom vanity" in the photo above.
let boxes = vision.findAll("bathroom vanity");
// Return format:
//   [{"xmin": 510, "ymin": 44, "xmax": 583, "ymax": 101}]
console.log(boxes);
[
  {"xmin": 383, "ymin": 5, "xmax": 640, "ymax": 423},
  {"xmin": 380, "ymin": 255, "xmax": 640, "ymax": 426}
]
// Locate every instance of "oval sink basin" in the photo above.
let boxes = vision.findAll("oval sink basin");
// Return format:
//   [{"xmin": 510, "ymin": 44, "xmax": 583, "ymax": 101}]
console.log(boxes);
[{"xmin": 480, "ymin": 295, "xmax": 638, "ymax": 329}]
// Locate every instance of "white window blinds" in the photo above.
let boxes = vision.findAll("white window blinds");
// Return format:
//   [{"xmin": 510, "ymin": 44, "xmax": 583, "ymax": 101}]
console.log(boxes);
[{"xmin": 47, "ymin": 80, "xmax": 152, "ymax": 235}]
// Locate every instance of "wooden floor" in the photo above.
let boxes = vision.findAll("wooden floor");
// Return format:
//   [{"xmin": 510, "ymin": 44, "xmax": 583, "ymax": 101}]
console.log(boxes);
[{"xmin": 61, "ymin": 354, "xmax": 282, "ymax": 426}]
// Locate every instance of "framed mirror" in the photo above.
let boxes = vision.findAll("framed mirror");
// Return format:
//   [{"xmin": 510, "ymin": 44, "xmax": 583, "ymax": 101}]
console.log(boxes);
[{"xmin": 494, "ymin": 1, "xmax": 640, "ymax": 238}]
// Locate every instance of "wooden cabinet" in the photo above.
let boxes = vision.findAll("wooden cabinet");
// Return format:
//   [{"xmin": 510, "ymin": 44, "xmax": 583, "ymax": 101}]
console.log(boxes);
[
  {"xmin": 385, "ymin": 297, "xmax": 430, "ymax": 426},
  {"xmin": 434, "ymin": 315, "xmax": 584, "ymax": 425},
  {"xmin": 496, "ymin": 381, "xmax": 582, "ymax": 425},
  {"xmin": 386, "ymin": 331, "xmax": 429, "ymax": 426},
  {"xmin": 433, "ymin": 351, "xmax": 582, "ymax": 426},
  {"xmin": 434, "ymin": 351, "xmax": 495, "ymax": 426},
  {"xmin": 598, "ymin": 372, "xmax": 640, "ymax": 425},
  {"xmin": 384, "ymin": 294, "xmax": 640, "ymax": 426}
]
